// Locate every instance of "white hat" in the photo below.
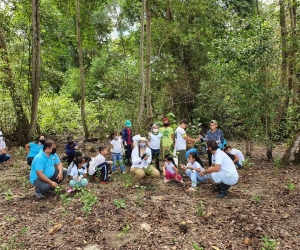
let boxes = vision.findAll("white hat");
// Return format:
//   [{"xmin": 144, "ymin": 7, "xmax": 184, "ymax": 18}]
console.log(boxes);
[
  {"xmin": 138, "ymin": 137, "xmax": 148, "ymax": 142},
  {"xmin": 0, "ymin": 131, "xmax": 3, "ymax": 136}
]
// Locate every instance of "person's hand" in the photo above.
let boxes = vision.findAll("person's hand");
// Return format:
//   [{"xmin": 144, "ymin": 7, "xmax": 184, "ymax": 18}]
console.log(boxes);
[
  {"xmin": 143, "ymin": 155, "xmax": 148, "ymax": 161},
  {"xmin": 180, "ymin": 164, "xmax": 185, "ymax": 170},
  {"xmin": 73, "ymin": 175, "xmax": 78, "ymax": 182},
  {"xmin": 51, "ymin": 181, "xmax": 58, "ymax": 188},
  {"xmin": 199, "ymin": 135, "xmax": 203, "ymax": 139},
  {"xmin": 197, "ymin": 135, "xmax": 201, "ymax": 141},
  {"xmin": 78, "ymin": 175, "xmax": 83, "ymax": 182},
  {"xmin": 56, "ymin": 171, "xmax": 63, "ymax": 182},
  {"xmin": 0, "ymin": 149, "xmax": 6, "ymax": 154},
  {"xmin": 200, "ymin": 171, "xmax": 205, "ymax": 177},
  {"xmin": 107, "ymin": 161, "xmax": 113, "ymax": 165},
  {"xmin": 74, "ymin": 145, "xmax": 79, "ymax": 149}
]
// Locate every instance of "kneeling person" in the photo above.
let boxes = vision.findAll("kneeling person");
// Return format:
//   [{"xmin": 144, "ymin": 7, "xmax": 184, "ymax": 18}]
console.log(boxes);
[
  {"xmin": 88, "ymin": 146, "xmax": 112, "ymax": 184},
  {"xmin": 200, "ymin": 140, "xmax": 239, "ymax": 198},
  {"xmin": 69, "ymin": 157, "xmax": 88, "ymax": 191},
  {"xmin": 30, "ymin": 140, "xmax": 67, "ymax": 198}
]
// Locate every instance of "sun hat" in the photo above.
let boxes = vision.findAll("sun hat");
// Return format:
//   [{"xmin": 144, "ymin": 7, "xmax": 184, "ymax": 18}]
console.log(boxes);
[{"xmin": 138, "ymin": 137, "xmax": 148, "ymax": 142}]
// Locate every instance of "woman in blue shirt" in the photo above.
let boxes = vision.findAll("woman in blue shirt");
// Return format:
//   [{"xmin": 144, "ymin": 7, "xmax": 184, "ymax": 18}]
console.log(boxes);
[{"xmin": 25, "ymin": 135, "xmax": 45, "ymax": 166}]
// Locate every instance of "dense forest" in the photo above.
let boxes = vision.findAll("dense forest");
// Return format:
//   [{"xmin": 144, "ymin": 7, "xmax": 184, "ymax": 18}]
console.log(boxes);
[{"xmin": 0, "ymin": 0, "xmax": 299, "ymax": 163}]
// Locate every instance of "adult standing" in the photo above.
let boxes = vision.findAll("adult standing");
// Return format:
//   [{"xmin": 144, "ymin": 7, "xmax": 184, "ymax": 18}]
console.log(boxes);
[
  {"xmin": 159, "ymin": 117, "xmax": 174, "ymax": 158},
  {"xmin": 63, "ymin": 136, "xmax": 79, "ymax": 165},
  {"xmin": 122, "ymin": 120, "xmax": 133, "ymax": 166},
  {"xmin": 0, "ymin": 131, "xmax": 10, "ymax": 164},
  {"xmin": 30, "ymin": 140, "xmax": 67, "ymax": 198},
  {"xmin": 25, "ymin": 135, "xmax": 45, "ymax": 166},
  {"xmin": 200, "ymin": 140, "xmax": 239, "ymax": 198},
  {"xmin": 175, "ymin": 119, "xmax": 201, "ymax": 167}
]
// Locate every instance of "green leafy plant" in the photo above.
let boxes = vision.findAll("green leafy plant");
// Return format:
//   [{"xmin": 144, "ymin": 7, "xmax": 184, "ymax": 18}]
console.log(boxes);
[
  {"xmin": 117, "ymin": 223, "xmax": 131, "ymax": 237},
  {"xmin": 285, "ymin": 182, "xmax": 296, "ymax": 191},
  {"xmin": 196, "ymin": 200, "xmax": 206, "ymax": 217},
  {"xmin": 193, "ymin": 243, "xmax": 204, "ymax": 250},
  {"xmin": 15, "ymin": 146, "xmax": 26, "ymax": 159},
  {"xmin": 242, "ymin": 156, "xmax": 255, "ymax": 168},
  {"xmin": 261, "ymin": 236, "xmax": 278, "ymax": 250},
  {"xmin": 252, "ymin": 194, "xmax": 261, "ymax": 203},
  {"xmin": 81, "ymin": 190, "xmax": 98, "ymax": 216},
  {"xmin": 5, "ymin": 216, "xmax": 16, "ymax": 221},
  {"xmin": 135, "ymin": 192, "xmax": 144, "ymax": 207},
  {"xmin": 4, "ymin": 189, "xmax": 13, "ymax": 201},
  {"xmin": 60, "ymin": 194, "xmax": 72, "ymax": 205},
  {"xmin": 273, "ymin": 156, "xmax": 281, "ymax": 173},
  {"xmin": 114, "ymin": 199, "xmax": 126, "ymax": 209},
  {"xmin": 20, "ymin": 227, "xmax": 28, "ymax": 235},
  {"xmin": 54, "ymin": 185, "xmax": 63, "ymax": 193},
  {"xmin": 122, "ymin": 173, "xmax": 134, "ymax": 189}
]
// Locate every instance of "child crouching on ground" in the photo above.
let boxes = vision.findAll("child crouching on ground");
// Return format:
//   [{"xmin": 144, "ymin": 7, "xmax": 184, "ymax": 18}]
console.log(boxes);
[
  {"xmin": 181, "ymin": 152, "xmax": 207, "ymax": 192},
  {"xmin": 163, "ymin": 155, "xmax": 183, "ymax": 183},
  {"xmin": 68, "ymin": 157, "xmax": 88, "ymax": 192}
]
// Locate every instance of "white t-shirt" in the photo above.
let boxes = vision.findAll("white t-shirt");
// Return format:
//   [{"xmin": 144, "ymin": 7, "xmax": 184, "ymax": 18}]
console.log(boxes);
[
  {"xmin": 212, "ymin": 149, "xmax": 238, "ymax": 176},
  {"xmin": 175, "ymin": 127, "xmax": 187, "ymax": 151},
  {"xmin": 132, "ymin": 134, "xmax": 141, "ymax": 148},
  {"xmin": 131, "ymin": 147, "xmax": 152, "ymax": 168},
  {"xmin": 187, "ymin": 161, "xmax": 204, "ymax": 172},
  {"xmin": 165, "ymin": 162, "xmax": 176, "ymax": 174},
  {"xmin": 89, "ymin": 154, "xmax": 106, "ymax": 175},
  {"xmin": 0, "ymin": 140, "xmax": 6, "ymax": 149},
  {"xmin": 110, "ymin": 139, "xmax": 123, "ymax": 153},
  {"xmin": 70, "ymin": 164, "xmax": 87, "ymax": 177},
  {"xmin": 230, "ymin": 148, "xmax": 245, "ymax": 165},
  {"xmin": 149, "ymin": 133, "xmax": 162, "ymax": 150}
]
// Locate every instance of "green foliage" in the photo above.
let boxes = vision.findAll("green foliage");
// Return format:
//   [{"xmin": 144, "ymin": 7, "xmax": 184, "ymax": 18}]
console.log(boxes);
[
  {"xmin": 60, "ymin": 194, "xmax": 72, "ymax": 205},
  {"xmin": 252, "ymin": 194, "xmax": 261, "ymax": 203},
  {"xmin": 81, "ymin": 190, "xmax": 98, "ymax": 216},
  {"xmin": 117, "ymin": 223, "xmax": 131, "ymax": 237},
  {"xmin": 192, "ymin": 243, "xmax": 204, "ymax": 250},
  {"xmin": 54, "ymin": 186, "xmax": 63, "ymax": 194},
  {"xmin": 121, "ymin": 173, "xmax": 134, "ymax": 189},
  {"xmin": 273, "ymin": 156, "xmax": 281, "ymax": 173},
  {"xmin": 4, "ymin": 189, "xmax": 13, "ymax": 201},
  {"xmin": 285, "ymin": 182, "xmax": 296, "ymax": 191},
  {"xmin": 242, "ymin": 156, "xmax": 255, "ymax": 168},
  {"xmin": 261, "ymin": 236, "xmax": 278, "ymax": 250},
  {"xmin": 195, "ymin": 201, "xmax": 206, "ymax": 217},
  {"xmin": 114, "ymin": 199, "xmax": 126, "ymax": 209}
]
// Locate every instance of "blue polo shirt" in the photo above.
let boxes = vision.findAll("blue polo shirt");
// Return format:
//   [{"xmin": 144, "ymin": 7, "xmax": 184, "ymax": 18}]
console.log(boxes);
[
  {"xmin": 27, "ymin": 142, "xmax": 43, "ymax": 158},
  {"xmin": 30, "ymin": 150, "xmax": 61, "ymax": 184}
]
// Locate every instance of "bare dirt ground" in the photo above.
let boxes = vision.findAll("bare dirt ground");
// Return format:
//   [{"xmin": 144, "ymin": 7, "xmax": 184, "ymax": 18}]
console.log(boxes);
[{"xmin": 0, "ymin": 141, "xmax": 300, "ymax": 250}]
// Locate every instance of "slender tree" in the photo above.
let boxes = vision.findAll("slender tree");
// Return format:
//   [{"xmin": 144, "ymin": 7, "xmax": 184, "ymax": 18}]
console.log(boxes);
[{"xmin": 75, "ymin": 0, "xmax": 89, "ymax": 138}]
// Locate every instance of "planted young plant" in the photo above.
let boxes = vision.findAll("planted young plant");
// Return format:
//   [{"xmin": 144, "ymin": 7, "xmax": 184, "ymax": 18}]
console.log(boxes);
[
  {"xmin": 114, "ymin": 199, "xmax": 126, "ymax": 209},
  {"xmin": 285, "ymin": 182, "xmax": 296, "ymax": 191},
  {"xmin": 242, "ymin": 156, "xmax": 255, "ymax": 168},
  {"xmin": 81, "ymin": 190, "xmax": 98, "ymax": 216},
  {"xmin": 4, "ymin": 189, "xmax": 13, "ymax": 201},
  {"xmin": 252, "ymin": 194, "xmax": 261, "ymax": 203},
  {"xmin": 117, "ymin": 223, "xmax": 131, "ymax": 237},
  {"xmin": 122, "ymin": 173, "xmax": 134, "ymax": 189},
  {"xmin": 261, "ymin": 236, "xmax": 278, "ymax": 250},
  {"xmin": 273, "ymin": 156, "xmax": 281, "ymax": 174},
  {"xmin": 60, "ymin": 194, "xmax": 72, "ymax": 205},
  {"xmin": 192, "ymin": 243, "xmax": 204, "ymax": 250},
  {"xmin": 196, "ymin": 200, "xmax": 206, "ymax": 217},
  {"xmin": 54, "ymin": 185, "xmax": 63, "ymax": 194}
]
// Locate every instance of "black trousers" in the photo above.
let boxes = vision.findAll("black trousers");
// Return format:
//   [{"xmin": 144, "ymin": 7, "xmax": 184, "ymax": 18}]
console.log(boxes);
[
  {"xmin": 94, "ymin": 162, "xmax": 110, "ymax": 181},
  {"xmin": 124, "ymin": 145, "xmax": 132, "ymax": 165},
  {"xmin": 207, "ymin": 150, "xmax": 212, "ymax": 167}
]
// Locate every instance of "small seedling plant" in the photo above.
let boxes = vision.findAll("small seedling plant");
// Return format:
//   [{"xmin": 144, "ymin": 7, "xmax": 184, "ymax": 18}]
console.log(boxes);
[
  {"xmin": 122, "ymin": 173, "xmax": 134, "ymax": 189},
  {"xmin": 242, "ymin": 156, "xmax": 255, "ymax": 168},
  {"xmin": 193, "ymin": 243, "xmax": 204, "ymax": 250},
  {"xmin": 262, "ymin": 236, "xmax": 278, "ymax": 250},
  {"xmin": 273, "ymin": 156, "xmax": 281, "ymax": 174},
  {"xmin": 81, "ymin": 190, "xmax": 98, "ymax": 216},
  {"xmin": 118, "ymin": 223, "xmax": 131, "ymax": 237},
  {"xmin": 60, "ymin": 194, "xmax": 72, "ymax": 205},
  {"xmin": 4, "ymin": 189, "xmax": 13, "ymax": 201},
  {"xmin": 285, "ymin": 182, "xmax": 296, "ymax": 191},
  {"xmin": 54, "ymin": 185, "xmax": 63, "ymax": 194},
  {"xmin": 114, "ymin": 199, "xmax": 126, "ymax": 209},
  {"xmin": 196, "ymin": 200, "xmax": 206, "ymax": 217},
  {"xmin": 252, "ymin": 194, "xmax": 261, "ymax": 203}
]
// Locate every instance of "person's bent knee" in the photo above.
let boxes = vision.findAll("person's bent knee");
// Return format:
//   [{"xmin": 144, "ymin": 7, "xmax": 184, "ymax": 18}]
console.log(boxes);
[
  {"xmin": 149, "ymin": 167, "xmax": 160, "ymax": 178},
  {"xmin": 81, "ymin": 178, "xmax": 88, "ymax": 187},
  {"xmin": 135, "ymin": 169, "xmax": 145, "ymax": 179},
  {"xmin": 69, "ymin": 180, "xmax": 76, "ymax": 187}
]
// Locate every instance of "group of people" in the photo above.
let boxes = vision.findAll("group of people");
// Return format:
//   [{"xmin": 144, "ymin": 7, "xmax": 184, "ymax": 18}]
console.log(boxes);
[{"xmin": 2, "ymin": 117, "xmax": 245, "ymax": 199}]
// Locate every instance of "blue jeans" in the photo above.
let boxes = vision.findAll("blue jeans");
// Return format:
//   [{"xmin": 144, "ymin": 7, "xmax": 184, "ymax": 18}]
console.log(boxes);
[
  {"xmin": 0, "ymin": 154, "xmax": 10, "ymax": 163},
  {"xmin": 33, "ymin": 169, "xmax": 67, "ymax": 194},
  {"xmin": 186, "ymin": 169, "xmax": 207, "ymax": 187},
  {"xmin": 112, "ymin": 153, "xmax": 125, "ymax": 172}
]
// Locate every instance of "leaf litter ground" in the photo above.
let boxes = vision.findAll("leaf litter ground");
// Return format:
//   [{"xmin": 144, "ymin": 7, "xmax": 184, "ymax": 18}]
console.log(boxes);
[{"xmin": 0, "ymin": 141, "xmax": 300, "ymax": 250}]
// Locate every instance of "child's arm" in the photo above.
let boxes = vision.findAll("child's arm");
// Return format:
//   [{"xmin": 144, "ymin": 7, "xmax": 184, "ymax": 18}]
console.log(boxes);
[
  {"xmin": 173, "ymin": 166, "xmax": 179, "ymax": 180},
  {"xmin": 180, "ymin": 164, "xmax": 187, "ymax": 170}
]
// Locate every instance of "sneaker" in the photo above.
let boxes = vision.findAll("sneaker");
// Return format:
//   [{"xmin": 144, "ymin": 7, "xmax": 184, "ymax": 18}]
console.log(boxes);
[
  {"xmin": 34, "ymin": 191, "xmax": 45, "ymax": 199},
  {"xmin": 67, "ymin": 188, "xmax": 74, "ymax": 193},
  {"xmin": 164, "ymin": 178, "xmax": 170, "ymax": 183},
  {"xmin": 101, "ymin": 179, "xmax": 112, "ymax": 184}
]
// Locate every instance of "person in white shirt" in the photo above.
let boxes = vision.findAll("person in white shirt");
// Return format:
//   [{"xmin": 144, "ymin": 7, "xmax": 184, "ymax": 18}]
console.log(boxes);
[
  {"xmin": 200, "ymin": 140, "xmax": 239, "ymax": 198},
  {"xmin": 68, "ymin": 157, "xmax": 88, "ymax": 192},
  {"xmin": 175, "ymin": 120, "xmax": 201, "ymax": 167},
  {"xmin": 148, "ymin": 124, "xmax": 163, "ymax": 172},
  {"xmin": 181, "ymin": 152, "xmax": 207, "ymax": 191},
  {"xmin": 110, "ymin": 131, "xmax": 125, "ymax": 173},
  {"xmin": 163, "ymin": 155, "xmax": 183, "ymax": 183},
  {"xmin": 88, "ymin": 146, "xmax": 112, "ymax": 184},
  {"xmin": 130, "ymin": 137, "xmax": 160, "ymax": 180},
  {"xmin": 0, "ymin": 131, "xmax": 10, "ymax": 164},
  {"xmin": 224, "ymin": 146, "xmax": 245, "ymax": 169}
]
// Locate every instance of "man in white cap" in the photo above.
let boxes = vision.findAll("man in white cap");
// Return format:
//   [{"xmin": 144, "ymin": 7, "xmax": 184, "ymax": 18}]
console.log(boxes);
[{"xmin": 0, "ymin": 131, "xmax": 10, "ymax": 164}]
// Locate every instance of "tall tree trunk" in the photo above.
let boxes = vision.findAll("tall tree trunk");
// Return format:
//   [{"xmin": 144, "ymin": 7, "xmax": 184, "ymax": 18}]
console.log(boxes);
[
  {"xmin": 136, "ymin": 0, "xmax": 146, "ymax": 134},
  {"xmin": 76, "ymin": 0, "xmax": 89, "ymax": 138},
  {"xmin": 26, "ymin": 0, "xmax": 41, "ymax": 143},
  {"xmin": 274, "ymin": 0, "xmax": 288, "ymax": 127},
  {"xmin": 144, "ymin": 0, "xmax": 153, "ymax": 128},
  {"xmin": 0, "ymin": 27, "xmax": 29, "ymax": 145}
]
